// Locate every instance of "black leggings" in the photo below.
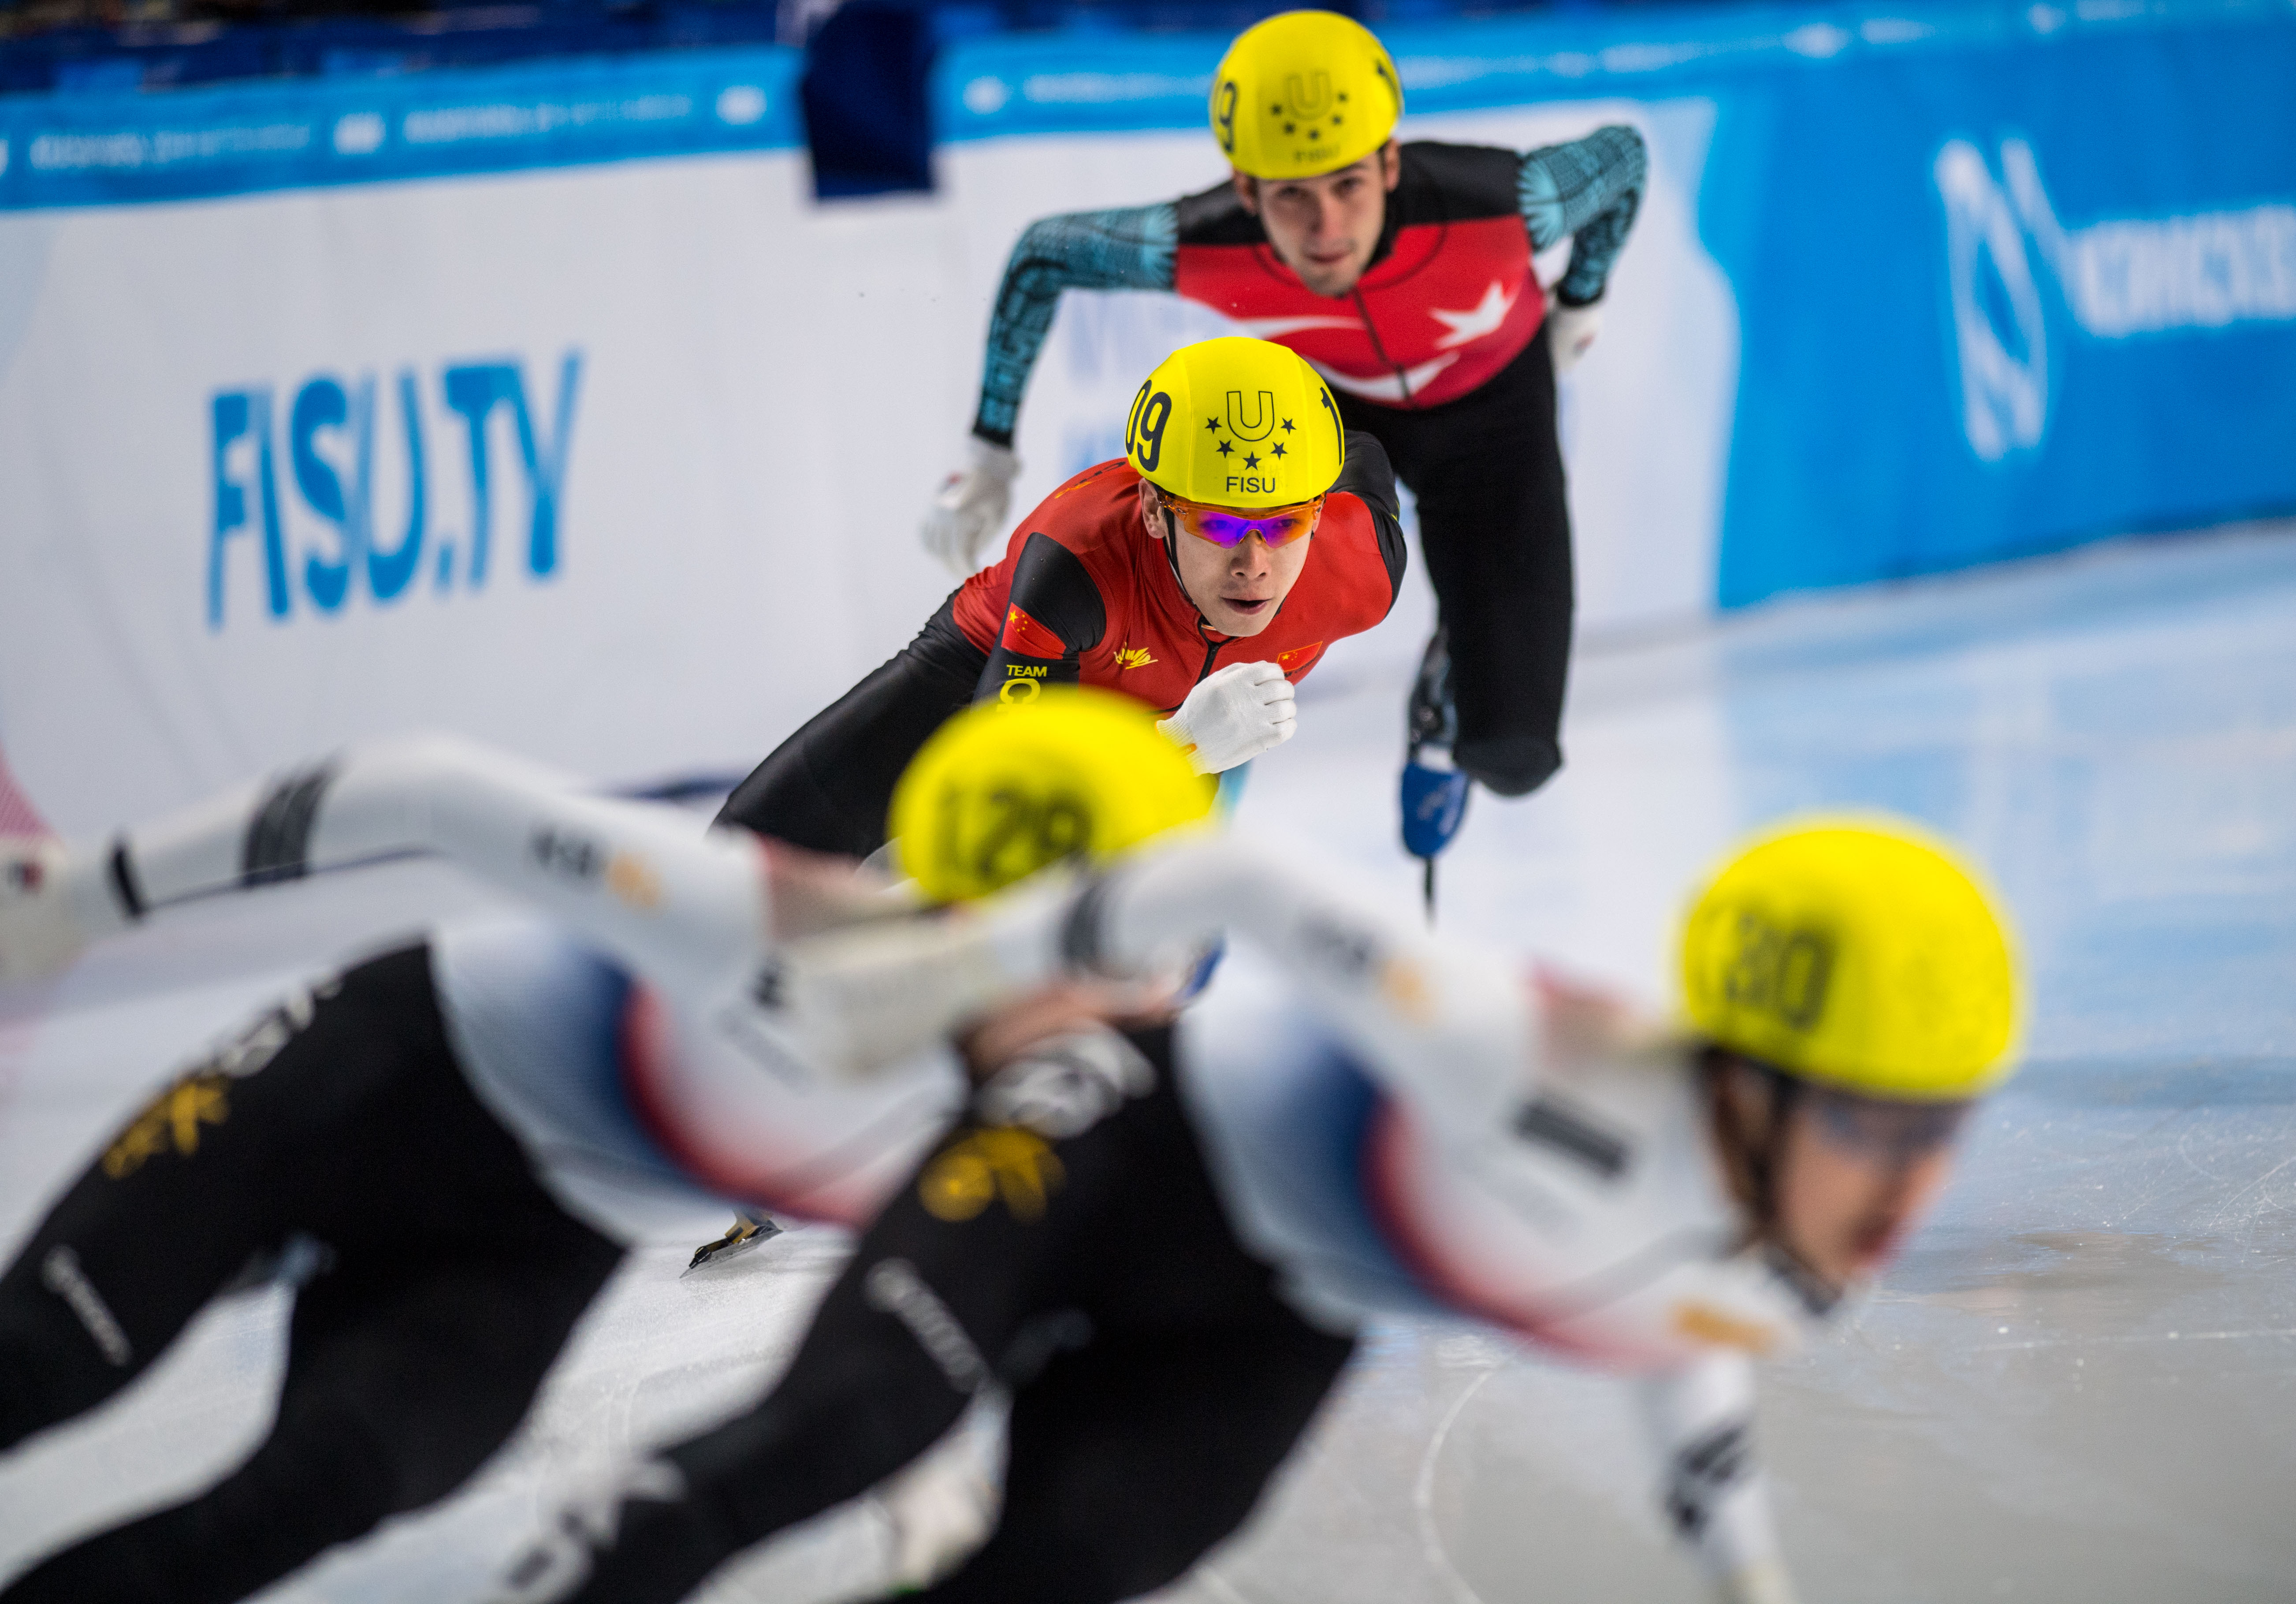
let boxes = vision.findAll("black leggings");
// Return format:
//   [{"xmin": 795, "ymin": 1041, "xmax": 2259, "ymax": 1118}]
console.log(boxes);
[
  {"xmin": 715, "ymin": 597, "xmax": 987, "ymax": 856},
  {"xmin": 0, "ymin": 948, "xmax": 624, "ymax": 1604},
  {"xmin": 1340, "ymin": 328, "xmax": 1574, "ymax": 796},
  {"xmin": 564, "ymin": 1025, "xmax": 1358, "ymax": 1604}
]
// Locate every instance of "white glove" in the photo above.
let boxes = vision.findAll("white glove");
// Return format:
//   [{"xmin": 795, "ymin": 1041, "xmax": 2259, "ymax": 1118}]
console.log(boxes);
[
  {"xmin": 1715, "ymin": 1559, "xmax": 1802, "ymax": 1604},
  {"xmin": 875, "ymin": 1415, "xmax": 1005, "ymax": 1589},
  {"xmin": 486, "ymin": 1455, "xmax": 688, "ymax": 1604},
  {"xmin": 1547, "ymin": 298, "xmax": 1604, "ymax": 376},
  {"xmin": 0, "ymin": 837, "xmax": 104, "ymax": 986},
  {"xmin": 921, "ymin": 438, "xmax": 1021, "ymax": 578},
  {"xmin": 1157, "ymin": 660, "xmax": 1296, "ymax": 774}
]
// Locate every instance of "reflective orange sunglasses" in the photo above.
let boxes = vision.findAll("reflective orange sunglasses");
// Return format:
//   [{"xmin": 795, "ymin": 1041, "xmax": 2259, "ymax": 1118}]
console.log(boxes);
[{"xmin": 1155, "ymin": 490, "xmax": 1324, "ymax": 550}]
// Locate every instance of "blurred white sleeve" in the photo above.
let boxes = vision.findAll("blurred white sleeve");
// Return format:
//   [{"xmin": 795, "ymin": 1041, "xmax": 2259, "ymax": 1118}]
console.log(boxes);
[
  {"xmin": 1066, "ymin": 833, "xmax": 1539, "ymax": 1122},
  {"xmin": 60, "ymin": 735, "xmax": 771, "ymax": 1006},
  {"xmin": 1636, "ymin": 1355, "xmax": 1798, "ymax": 1604}
]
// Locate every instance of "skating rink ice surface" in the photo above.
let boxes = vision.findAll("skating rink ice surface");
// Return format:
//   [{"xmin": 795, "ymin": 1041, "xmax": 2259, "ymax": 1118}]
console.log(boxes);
[{"xmin": 4, "ymin": 520, "xmax": 2295, "ymax": 1602}]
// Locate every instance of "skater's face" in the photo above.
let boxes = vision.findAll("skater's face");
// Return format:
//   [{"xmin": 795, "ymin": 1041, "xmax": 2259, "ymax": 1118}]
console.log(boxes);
[
  {"xmin": 1772, "ymin": 1087, "xmax": 1965, "ymax": 1289},
  {"xmin": 1140, "ymin": 481, "xmax": 1317, "ymax": 636},
  {"xmin": 1713, "ymin": 1060, "xmax": 1969, "ymax": 1295},
  {"xmin": 1235, "ymin": 142, "xmax": 1402, "ymax": 298}
]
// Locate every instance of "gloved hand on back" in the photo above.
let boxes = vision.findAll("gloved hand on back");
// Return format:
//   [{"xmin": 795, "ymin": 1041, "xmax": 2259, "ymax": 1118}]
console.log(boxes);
[
  {"xmin": 1157, "ymin": 660, "xmax": 1297, "ymax": 775},
  {"xmin": 1547, "ymin": 298, "xmax": 1604, "ymax": 376},
  {"xmin": 920, "ymin": 439, "xmax": 1022, "ymax": 579},
  {"xmin": 0, "ymin": 838, "xmax": 100, "ymax": 986},
  {"xmin": 1715, "ymin": 1559, "xmax": 1802, "ymax": 1604}
]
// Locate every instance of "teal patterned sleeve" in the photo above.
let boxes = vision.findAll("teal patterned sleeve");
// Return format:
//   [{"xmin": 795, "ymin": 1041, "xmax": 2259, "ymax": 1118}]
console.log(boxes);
[
  {"xmin": 1518, "ymin": 125, "xmax": 1648, "ymax": 307},
  {"xmin": 972, "ymin": 203, "xmax": 1179, "ymax": 447}
]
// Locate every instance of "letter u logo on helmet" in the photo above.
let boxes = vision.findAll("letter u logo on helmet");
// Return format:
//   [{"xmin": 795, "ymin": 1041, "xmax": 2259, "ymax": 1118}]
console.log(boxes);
[
  {"xmin": 1678, "ymin": 818, "xmax": 2024, "ymax": 1103},
  {"xmin": 1225, "ymin": 389, "xmax": 1276, "ymax": 442},
  {"xmin": 1127, "ymin": 337, "xmax": 1345, "ymax": 509},
  {"xmin": 1210, "ymin": 11, "xmax": 1403, "ymax": 181}
]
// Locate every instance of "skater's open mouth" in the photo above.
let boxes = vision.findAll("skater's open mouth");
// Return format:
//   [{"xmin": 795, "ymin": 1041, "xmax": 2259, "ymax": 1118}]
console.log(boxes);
[
  {"xmin": 1224, "ymin": 595, "xmax": 1273, "ymax": 614},
  {"xmin": 1851, "ymin": 1217, "xmax": 1908, "ymax": 1270}
]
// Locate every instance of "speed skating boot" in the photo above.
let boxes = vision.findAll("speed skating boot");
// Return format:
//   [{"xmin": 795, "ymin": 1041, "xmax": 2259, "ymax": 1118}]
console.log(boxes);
[{"xmin": 1400, "ymin": 628, "xmax": 1470, "ymax": 863}]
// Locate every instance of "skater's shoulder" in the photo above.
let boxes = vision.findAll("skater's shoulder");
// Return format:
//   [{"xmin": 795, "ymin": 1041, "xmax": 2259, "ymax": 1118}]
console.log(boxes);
[
  {"xmin": 1394, "ymin": 140, "xmax": 1524, "ymax": 219},
  {"xmin": 999, "ymin": 461, "xmax": 1145, "ymax": 566},
  {"xmin": 1175, "ymin": 174, "xmax": 1265, "ymax": 246},
  {"xmin": 1306, "ymin": 484, "xmax": 1406, "ymax": 622}
]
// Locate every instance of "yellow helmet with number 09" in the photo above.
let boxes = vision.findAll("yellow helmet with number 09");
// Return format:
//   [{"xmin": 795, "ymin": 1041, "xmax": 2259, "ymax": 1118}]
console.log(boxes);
[
  {"xmin": 1210, "ymin": 10, "xmax": 1403, "ymax": 180},
  {"xmin": 1125, "ymin": 336, "xmax": 1345, "ymax": 509},
  {"xmin": 890, "ymin": 687, "xmax": 1216, "ymax": 904},
  {"xmin": 1678, "ymin": 817, "xmax": 2023, "ymax": 1102}
]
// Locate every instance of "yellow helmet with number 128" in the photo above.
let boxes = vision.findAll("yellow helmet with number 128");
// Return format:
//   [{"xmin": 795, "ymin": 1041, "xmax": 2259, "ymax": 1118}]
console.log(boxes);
[
  {"xmin": 1679, "ymin": 818, "xmax": 2023, "ymax": 1102},
  {"xmin": 1211, "ymin": 11, "xmax": 1403, "ymax": 181},
  {"xmin": 891, "ymin": 688, "xmax": 1215, "ymax": 905},
  {"xmin": 1125, "ymin": 336, "xmax": 1345, "ymax": 509}
]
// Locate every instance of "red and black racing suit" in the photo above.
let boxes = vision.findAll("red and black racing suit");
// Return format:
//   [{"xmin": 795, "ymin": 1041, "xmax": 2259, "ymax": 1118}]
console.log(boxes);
[
  {"xmin": 718, "ymin": 441, "xmax": 1406, "ymax": 854},
  {"xmin": 964, "ymin": 129, "xmax": 1647, "ymax": 795}
]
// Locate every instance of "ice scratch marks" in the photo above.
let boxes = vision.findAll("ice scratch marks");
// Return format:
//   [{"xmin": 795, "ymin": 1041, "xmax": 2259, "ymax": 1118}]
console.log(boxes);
[
  {"xmin": 2200, "ymin": 1147, "xmax": 2296, "ymax": 1235},
  {"xmin": 1969, "ymin": 1325, "xmax": 2296, "ymax": 1354},
  {"xmin": 1414, "ymin": 1366, "xmax": 1501, "ymax": 1604}
]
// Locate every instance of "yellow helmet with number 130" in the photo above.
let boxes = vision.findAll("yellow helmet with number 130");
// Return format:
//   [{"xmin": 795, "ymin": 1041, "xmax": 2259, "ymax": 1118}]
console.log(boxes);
[{"xmin": 1679, "ymin": 817, "xmax": 2023, "ymax": 1102}]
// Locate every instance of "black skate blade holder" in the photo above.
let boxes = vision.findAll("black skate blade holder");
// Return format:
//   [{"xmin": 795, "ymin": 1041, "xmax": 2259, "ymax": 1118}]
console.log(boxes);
[{"xmin": 683, "ymin": 1212, "xmax": 781, "ymax": 1276}]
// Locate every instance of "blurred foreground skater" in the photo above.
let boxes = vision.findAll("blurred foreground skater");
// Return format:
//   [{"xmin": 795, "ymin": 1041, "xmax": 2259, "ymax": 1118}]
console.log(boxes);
[
  {"xmin": 0, "ymin": 694, "xmax": 1209, "ymax": 1603},
  {"xmin": 502, "ymin": 784, "xmax": 2022, "ymax": 1604}
]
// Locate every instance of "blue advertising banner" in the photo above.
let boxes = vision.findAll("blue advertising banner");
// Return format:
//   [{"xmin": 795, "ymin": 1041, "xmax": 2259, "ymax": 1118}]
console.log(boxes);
[
  {"xmin": 935, "ymin": 0, "xmax": 2296, "ymax": 607},
  {"xmin": 1704, "ymin": 15, "xmax": 2296, "ymax": 603},
  {"xmin": 0, "ymin": 45, "xmax": 804, "ymax": 210}
]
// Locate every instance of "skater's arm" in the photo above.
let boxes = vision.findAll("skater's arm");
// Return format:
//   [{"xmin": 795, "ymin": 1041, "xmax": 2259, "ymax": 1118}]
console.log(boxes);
[
  {"xmin": 972, "ymin": 203, "xmax": 1180, "ymax": 447},
  {"xmin": 762, "ymin": 830, "xmax": 1531, "ymax": 1106},
  {"xmin": 22, "ymin": 737, "xmax": 772, "ymax": 998},
  {"xmin": 1636, "ymin": 1355, "xmax": 1799, "ymax": 1604},
  {"xmin": 971, "ymin": 533, "xmax": 1106, "ymax": 702},
  {"xmin": 1056, "ymin": 833, "xmax": 1538, "ymax": 1120},
  {"xmin": 1518, "ymin": 125, "xmax": 1647, "ymax": 307}
]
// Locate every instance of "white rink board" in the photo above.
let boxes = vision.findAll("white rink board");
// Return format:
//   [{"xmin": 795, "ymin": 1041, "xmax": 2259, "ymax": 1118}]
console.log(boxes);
[
  {"xmin": 0, "ymin": 93, "xmax": 1719, "ymax": 834},
  {"xmin": 0, "ymin": 154, "xmax": 966, "ymax": 831}
]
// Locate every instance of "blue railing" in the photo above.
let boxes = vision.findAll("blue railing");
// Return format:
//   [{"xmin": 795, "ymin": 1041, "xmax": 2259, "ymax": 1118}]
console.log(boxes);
[{"xmin": 0, "ymin": 43, "xmax": 805, "ymax": 206}]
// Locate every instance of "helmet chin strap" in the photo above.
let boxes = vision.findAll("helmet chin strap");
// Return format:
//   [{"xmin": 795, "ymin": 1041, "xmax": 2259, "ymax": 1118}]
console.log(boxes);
[
  {"xmin": 1158, "ymin": 501, "xmax": 1217, "ymax": 634},
  {"xmin": 1717, "ymin": 1060, "xmax": 1818, "ymax": 1276},
  {"xmin": 1702, "ymin": 1049, "xmax": 1834, "ymax": 1300}
]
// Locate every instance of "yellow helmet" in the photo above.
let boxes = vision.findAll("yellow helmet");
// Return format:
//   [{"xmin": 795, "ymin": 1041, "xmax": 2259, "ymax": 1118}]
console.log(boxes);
[
  {"xmin": 890, "ymin": 687, "xmax": 1216, "ymax": 904},
  {"xmin": 1679, "ymin": 818, "xmax": 2022, "ymax": 1102},
  {"xmin": 1125, "ymin": 336, "xmax": 1345, "ymax": 508},
  {"xmin": 1211, "ymin": 10, "xmax": 1403, "ymax": 180}
]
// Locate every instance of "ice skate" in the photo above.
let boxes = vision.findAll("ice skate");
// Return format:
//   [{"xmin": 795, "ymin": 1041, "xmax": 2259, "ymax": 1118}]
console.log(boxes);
[
  {"xmin": 1400, "ymin": 628, "xmax": 1470, "ymax": 911},
  {"xmin": 683, "ymin": 1211, "xmax": 781, "ymax": 1275}
]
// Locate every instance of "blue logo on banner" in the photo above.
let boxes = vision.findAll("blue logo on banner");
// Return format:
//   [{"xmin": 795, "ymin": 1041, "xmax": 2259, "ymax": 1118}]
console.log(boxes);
[
  {"xmin": 209, "ymin": 351, "xmax": 581, "ymax": 629},
  {"xmin": 1936, "ymin": 137, "xmax": 2296, "ymax": 462}
]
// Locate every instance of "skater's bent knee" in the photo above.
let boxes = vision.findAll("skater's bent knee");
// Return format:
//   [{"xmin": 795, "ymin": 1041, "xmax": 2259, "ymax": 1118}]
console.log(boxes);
[{"xmin": 1457, "ymin": 736, "xmax": 1561, "ymax": 798}]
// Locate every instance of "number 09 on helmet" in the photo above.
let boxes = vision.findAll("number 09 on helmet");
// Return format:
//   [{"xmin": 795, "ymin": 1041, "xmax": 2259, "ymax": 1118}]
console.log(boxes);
[
  {"xmin": 891, "ymin": 688, "xmax": 1217, "ymax": 904},
  {"xmin": 1126, "ymin": 337, "xmax": 1346, "ymax": 509}
]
